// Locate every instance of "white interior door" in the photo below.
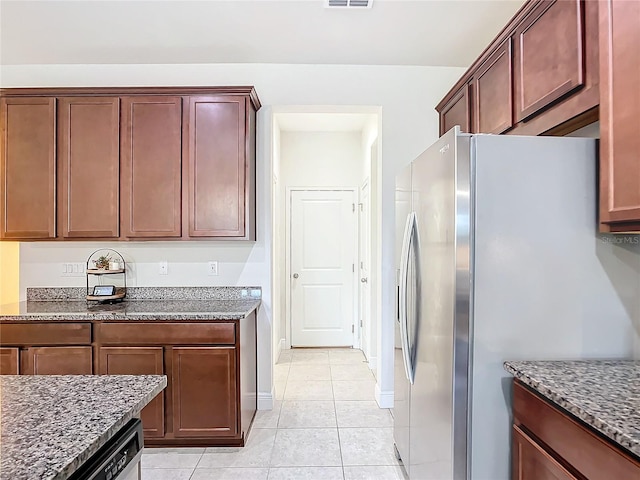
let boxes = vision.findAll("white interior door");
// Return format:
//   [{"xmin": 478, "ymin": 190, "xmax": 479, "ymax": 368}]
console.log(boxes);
[
  {"xmin": 290, "ymin": 189, "xmax": 357, "ymax": 347},
  {"xmin": 359, "ymin": 180, "xmax": 371, "ymax": 357}
]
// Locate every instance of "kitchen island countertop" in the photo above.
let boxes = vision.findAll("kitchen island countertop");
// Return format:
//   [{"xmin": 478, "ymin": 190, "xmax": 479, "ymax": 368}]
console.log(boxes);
[
  {"xmin": 504, "ymin": 360, "xmax": 640, "ymax": 458},
  {"xmin": 0, "ymin": 374, "xmax": 166, "ymax": 480}
]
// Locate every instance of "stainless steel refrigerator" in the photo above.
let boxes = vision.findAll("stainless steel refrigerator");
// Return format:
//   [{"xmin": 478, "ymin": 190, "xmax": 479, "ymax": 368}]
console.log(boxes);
[{"xmin": 394, "ymin": 127, "xmax": 638, "ymax": 480}]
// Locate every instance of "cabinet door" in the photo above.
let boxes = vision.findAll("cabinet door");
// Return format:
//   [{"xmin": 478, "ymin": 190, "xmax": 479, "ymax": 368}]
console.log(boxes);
[
  {"xmin": 439, "ymin": 85, "xmax": 471, "ymax": 135},
  {"xmin": 0, "ymin": 97, "xmax": 56, "ymax": 239},
  {"xmin": 512, "ymin": 425, "xmax": 578, "ymax": 480},
  {"xmin": 21, "ymin": 346, "xmax": 92, "ymax": 375},
  {"xmin": 121, "ymin": 97, "xmax": 182, "ymax": 238},
  {"xmin": 514, "ymin": 0, "xmax": 585, "ymax": 122},
  {"xmin": 171, "ymin": 346, "xmax": 237, "ymax": 438},
  {"xmin": 0, "ymin": 347, "xmax": 19, "ymax": 374},
  {"xmin": 58, "ymin": 97, "xmax": 120, "ymax": 238},
  {"xmin": 599, "ymin": 0, "xmax": 640, "ymax": 230},
  {"xmin": 99, "ymin": 347, "xmax": 165, "ymax": 438},
  {"xmin": 187, "ymin": 96, "xmax": 247, "ymax": 237},
  {"xmin": 474, "ymin": 39, "xmax": 513, "ymax": 134}
]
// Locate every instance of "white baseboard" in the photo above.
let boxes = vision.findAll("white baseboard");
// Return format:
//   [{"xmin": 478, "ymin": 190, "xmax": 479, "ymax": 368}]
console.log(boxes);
[
  {"xmin": 276, "ymin": 338, "xmax": 285, "ymax": 362},
  {"xmin": 257, "ymin": 387, "xmax": 275, "ymax": 410},
  {"xmin": 375, "ymin": 384, "xmax": 393, "ymax": 408},
  {"xmin": 368, "ymin": 356, "xmax": 377, "ymax": 374}
]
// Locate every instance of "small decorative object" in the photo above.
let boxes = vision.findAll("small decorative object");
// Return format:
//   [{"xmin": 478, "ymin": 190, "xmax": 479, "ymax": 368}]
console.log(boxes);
[
  {"xmin": 94, "ymin": 254, "xmax": 112, "ymax": 270},
  {"xmin": 92, "ymin": 285, "xmax": 116, "ymax": 296},
  {"xmin": 86, "ymin": 249, "xmax": 127, "ymax": 303}
]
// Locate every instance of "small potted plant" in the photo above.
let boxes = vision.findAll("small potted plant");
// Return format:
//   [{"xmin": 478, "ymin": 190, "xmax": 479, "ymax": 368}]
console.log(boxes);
[{"xmin": 94, "ymin": 254, "xmax": 111, "ymax": 270}]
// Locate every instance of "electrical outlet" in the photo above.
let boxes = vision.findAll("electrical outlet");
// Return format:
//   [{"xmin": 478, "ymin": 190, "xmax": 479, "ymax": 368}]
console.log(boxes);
[
  {"xmin": 207, "ymin": 261, "xmax": 218, "ymax": 276},
  {"xmin": 159, "ymin": 261, "xmax": 168, "ymax": 275}
]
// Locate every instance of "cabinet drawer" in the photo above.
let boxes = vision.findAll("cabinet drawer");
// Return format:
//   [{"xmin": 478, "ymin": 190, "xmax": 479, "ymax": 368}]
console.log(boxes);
[
  {"xmin": 97, "ymin": 322, "xmax": 235, "ymax": 345},
  {"xmin": 512, "ymin": 425, "xmax": 578, "ymax": 480},
  {"xmin": 0, "ymin": 347, "xmax": 19, "ymax": 374},
  {"xmin": 0, "ymin": 323, "xmax": 91, "ymax": 346},
  {"xmin": 513, "ymin": 381, "xmax": 640, "ymax": 480}
]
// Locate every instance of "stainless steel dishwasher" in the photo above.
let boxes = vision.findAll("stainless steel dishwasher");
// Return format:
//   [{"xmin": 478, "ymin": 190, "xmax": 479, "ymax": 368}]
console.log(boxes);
[{"xmin": 69, "ymin": 419, "xmax": 143, "ymax": 480}]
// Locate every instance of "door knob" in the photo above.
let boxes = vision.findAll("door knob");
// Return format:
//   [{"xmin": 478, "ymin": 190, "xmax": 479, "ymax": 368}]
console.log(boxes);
[
  {"xmin": 293, "ymin": 273, "xmax": 299, "ymax": 279},
  {"xmin": 361, "ymin": 278, "xmax": 368, "ymax": 283}
]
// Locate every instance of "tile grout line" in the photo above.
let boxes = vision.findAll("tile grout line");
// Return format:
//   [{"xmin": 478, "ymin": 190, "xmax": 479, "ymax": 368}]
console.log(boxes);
[{"xmin": 330, "ymin": 362, "xmax": 347, "ymax": 480}]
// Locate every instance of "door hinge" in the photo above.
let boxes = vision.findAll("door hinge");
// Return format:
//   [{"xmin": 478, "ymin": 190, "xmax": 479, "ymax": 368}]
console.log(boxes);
[
  {"xmin": 352, "ymin": 203, "xmax": 355, "ymax": 212},
  {"xmin": 352, "ymin": 325, "xmax": 355, "ymax": 333},
  {"xmin": 360, "ymin": 261, "xmax": 363, "ymax": 268},
  {"xmin": 359, "ymin": 203, "xmax": 363, "ymax": 211},
  {"xmin": 360, "ymin": 319, "xmax": 363, "ymax": 327},
  {"xmin": 352, "ymin": 264, "xmax": 355, "ymax": 272}
]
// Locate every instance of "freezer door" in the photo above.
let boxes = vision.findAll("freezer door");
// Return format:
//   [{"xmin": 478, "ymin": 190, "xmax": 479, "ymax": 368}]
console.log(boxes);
[
  {"xmin": 409, "ymin": 127, "xmax": 470, "ymax": 480},
  {"xmin": 394, "ymin": 162, "xmax": 412, "ymax": 470}
]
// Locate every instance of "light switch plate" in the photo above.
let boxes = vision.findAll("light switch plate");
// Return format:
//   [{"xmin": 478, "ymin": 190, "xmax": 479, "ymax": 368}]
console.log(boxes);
[{"xmin": 61, "ymin": 263, "xmax": 85, "ymax": 277}]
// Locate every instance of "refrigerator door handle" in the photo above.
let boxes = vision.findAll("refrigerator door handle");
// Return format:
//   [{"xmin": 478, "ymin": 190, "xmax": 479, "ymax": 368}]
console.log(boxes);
[{"xmin": 399, "ymin": 211, "xmax": 417, "ymax": 384}]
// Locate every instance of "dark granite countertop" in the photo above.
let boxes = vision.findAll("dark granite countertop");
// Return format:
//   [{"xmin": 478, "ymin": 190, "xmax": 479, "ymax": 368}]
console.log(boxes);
[
  {"xmin": 0, "ymin": 298, "xmax": 261, "ymax": 322},
  {"xmin": 504, "ymin": 360, "xmax": 640, "ymax": 458},
  {"xmin": 0, "ymin": 375, "xmax": 166, "ymax": 480}
]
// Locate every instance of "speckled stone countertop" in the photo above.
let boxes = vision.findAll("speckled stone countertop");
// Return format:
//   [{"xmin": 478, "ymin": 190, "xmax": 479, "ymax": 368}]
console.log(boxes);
[
  {"xmin": 0, "ymin": 287, "xmax": 261, "ymax": 322},
  {"xmin": 0, "ymin": 375, "xmax": 166, "ymax": 480},
  {"xmin": 504, "ymin": 360, "xmax": 640, "ymax": 457}
]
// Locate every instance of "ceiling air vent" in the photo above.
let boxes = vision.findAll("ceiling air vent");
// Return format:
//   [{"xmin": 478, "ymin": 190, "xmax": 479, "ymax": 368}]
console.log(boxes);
[{"xmin": 326, "ymin": 0, "xmax": 373, "ymax": 8}]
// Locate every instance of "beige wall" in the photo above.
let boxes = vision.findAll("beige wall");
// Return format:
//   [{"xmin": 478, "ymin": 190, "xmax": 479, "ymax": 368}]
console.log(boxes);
[{"xmin": 0, "ymin": 243, "xmax": 20, "ymax": 304}]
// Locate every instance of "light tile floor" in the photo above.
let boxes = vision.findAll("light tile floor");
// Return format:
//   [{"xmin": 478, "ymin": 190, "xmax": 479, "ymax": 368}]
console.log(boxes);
[{"xmin": 142, "ymin": 348, "xmax": 405, "ymax": 480}]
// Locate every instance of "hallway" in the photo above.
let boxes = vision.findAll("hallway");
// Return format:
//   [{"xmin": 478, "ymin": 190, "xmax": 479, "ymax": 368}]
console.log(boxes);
[{"xmin": 141, "ymin": 348, "xmax": 404, "ymax": 479}]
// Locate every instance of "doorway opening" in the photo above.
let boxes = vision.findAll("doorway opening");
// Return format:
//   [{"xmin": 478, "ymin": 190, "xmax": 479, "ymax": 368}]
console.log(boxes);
[{"xmin": 271, "ymin": 107, "xmax": 382, "ymax": 398}]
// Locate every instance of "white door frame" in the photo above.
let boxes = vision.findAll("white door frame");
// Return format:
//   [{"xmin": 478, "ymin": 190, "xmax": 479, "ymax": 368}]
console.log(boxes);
[
  {"xmin": 358, "ymin": 177, "xmax": 371, "ymax": 359},
  {"xmin": 285, "ymin": 187, "xmax": 359, "ymax": 349}
]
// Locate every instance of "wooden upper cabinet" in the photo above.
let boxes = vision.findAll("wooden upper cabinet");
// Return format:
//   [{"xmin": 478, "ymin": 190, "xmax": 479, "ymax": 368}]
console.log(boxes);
[
  {"xmin": 58, "ymin": 97, "xmax": 120, "ymax": 238},
  {"xmin": 514, "ymin": 0, "xmax": 585, "ymax": 122},
  {"xmin": 599, "ymin": 0, "xmax": 640, "ymax": 231},
  {"xmin": 171, "ymin": 346, "xmax": 238, "ymax": 438},
  {"xmin": 121, "ymin": 96, "xmax": 182, "ymax": 238},
  {"xmin": 187, "ymin": 96, "xmax": 249, "ymax": 238},
  {"xmin": 438, "ymin": 85, "xmax": 471, "ymax": 135},
  {"xmin": 473, "ymin": 39, "xmax": 513, "ymax": 134},
  {"xmin": 98, "ymin": 346, "xmax": 165, "ymax": 438},
  {"xmin": 0, "ymin": 347, "xmax": 19, "ymax": 374},
  {"xmin": 21, "ymin": 346, "xmax": 93, "ymax": 375},
  {"xmin": 0, "ymin": 97, "xmax": 56, "ymax": 239}
]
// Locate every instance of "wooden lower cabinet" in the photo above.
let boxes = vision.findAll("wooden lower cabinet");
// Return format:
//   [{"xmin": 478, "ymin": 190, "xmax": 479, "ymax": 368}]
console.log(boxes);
[
  {"xmin": 171, "ymin": 346, "xmax": 237, "ymax": 438},
  {"xmin": 98, "ymin": 314, "xmax": 257, "ymax": 447},
  {"xmin": 512, "ymin": 380, "xmax": 640, "ymax": 480},
  {"xmin": 0, "ymin": 317, "xmax": 257, "ymax": 447},
  {"xmin": 0, "ymin": 347, "xmax": 19, "ymax": 374},
  {"xmin": 21, "ymin": 346, "xmax": 92, "ymax": 375},
  {"xmin": 512, "ymin": 425, "xmax": 577, "ymax": 480},
  {"xmin": 98, "ymin": 346, "xmax": 165, "ymax": 438}
]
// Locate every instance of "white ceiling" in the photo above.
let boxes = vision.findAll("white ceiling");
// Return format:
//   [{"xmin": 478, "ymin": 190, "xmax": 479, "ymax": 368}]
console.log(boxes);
[{"xmin": 0, "ymin": 0, "xmax": 525, "ymax": 67}]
